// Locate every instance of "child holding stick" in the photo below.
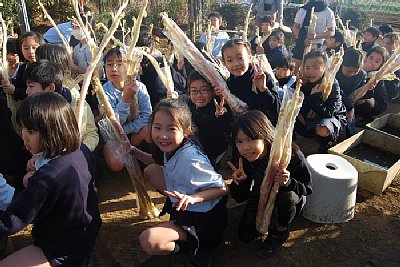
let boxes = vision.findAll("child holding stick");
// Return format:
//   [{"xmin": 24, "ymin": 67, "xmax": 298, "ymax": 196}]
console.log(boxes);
[
  {"xmin": 185, "ymin": 70, "xmax": 232, "ymax": 169},
  {"xmin": 102, "ymin": 47, "xmax": 152, "ymax": 171},
  {"xmin": 136, "ymin": 98, "xmax": 228, "ymax": 266},
  {"xmin": 215, "ymin": 39, "xmax": 280, "ymax": 125},
  {"xmin": 229, "ymin": 110, "xmax": 311, "ymax": 258},
  {"xmin": 0, "ymin": 92, "xmax": 101, "ymax": 266},
  {"xmin": 295, "ymin": 51, "xmax": 346, "ymax": 151}
]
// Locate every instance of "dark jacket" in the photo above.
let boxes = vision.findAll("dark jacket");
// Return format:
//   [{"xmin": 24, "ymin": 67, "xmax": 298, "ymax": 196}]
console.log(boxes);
[
  {"xmin": 0, "ymin": 149, "xmax": 101, "ymax": 264},
  {"xmin": 336, "ymin": 68, "xmax": 367, "ymax": 111},
  {"xmin": 227, "ymin": 66, "xmax": 281, "ymax": 125},
  {"xmin": 359, "ymin": 78, "xmax": 388, "ymax": 115},
  {"xmin": 266, "ymin": 45, "xmax": 291, "ymax": 70},
  {"xmin": 11, "ymin": 63, "xmax": 27, "ymax": 101}
]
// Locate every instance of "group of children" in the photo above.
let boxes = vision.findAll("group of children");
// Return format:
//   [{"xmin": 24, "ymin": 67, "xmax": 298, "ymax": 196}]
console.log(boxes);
[{"xmin": 0, "ymin": 3, "xmax": 399, "ymax": 266}]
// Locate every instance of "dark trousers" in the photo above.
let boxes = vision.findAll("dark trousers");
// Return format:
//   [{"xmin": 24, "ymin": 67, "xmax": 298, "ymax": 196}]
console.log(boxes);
[{"xmin": 238, "ymin": 191, "xmax": 302, "ymax": 242}]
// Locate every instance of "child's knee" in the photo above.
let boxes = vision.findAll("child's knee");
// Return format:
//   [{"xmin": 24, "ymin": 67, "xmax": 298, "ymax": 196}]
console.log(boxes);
[
  {"xmin": 314, "ymin": 125, "xmax": 330, "ymax": 137},
  {"xmin": 140, "ymin": 229, "xmax": 162, "ymax": 255},
  {"xmin": 107, "ymin": 159, "xmax": 124, "ymax": 172}
]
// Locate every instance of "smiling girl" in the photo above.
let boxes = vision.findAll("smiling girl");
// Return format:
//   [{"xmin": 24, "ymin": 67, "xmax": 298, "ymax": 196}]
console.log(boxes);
[
  {"xmin": 229, "ymin": 110, "xmax": 312, "ymax": 258},
  {"xmin": 134, "ymin": 98, "xmax": 228, "ymax": 266}
]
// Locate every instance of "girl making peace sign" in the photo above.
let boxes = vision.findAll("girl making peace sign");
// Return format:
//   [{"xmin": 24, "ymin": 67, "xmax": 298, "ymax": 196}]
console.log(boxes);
[{"xmin": 229, "ymin": 111, "xmax": 312, "ymax": 258}]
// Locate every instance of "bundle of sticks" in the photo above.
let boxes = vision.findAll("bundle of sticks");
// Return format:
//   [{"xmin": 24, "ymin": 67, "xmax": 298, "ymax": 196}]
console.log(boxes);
[
  {"xmin": 160, "ymin": 12, "xmax": 247, "ymax": 114},
  {"xmin": 320, "ymin": 47, "xmax": 345, "ymax": 102},
  {"xmin": 256, "ymin": 80, "xmax": 304, "ymax": 235},
  {"xmin": 351, "ymin": 47, "xmax": 400, "ymax": 103}
]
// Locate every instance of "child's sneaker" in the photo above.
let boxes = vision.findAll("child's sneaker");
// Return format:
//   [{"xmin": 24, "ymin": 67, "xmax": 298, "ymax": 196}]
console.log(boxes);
[{"xmin": 256, "ymin": 228, "xmax": 289, "ymax": 258}]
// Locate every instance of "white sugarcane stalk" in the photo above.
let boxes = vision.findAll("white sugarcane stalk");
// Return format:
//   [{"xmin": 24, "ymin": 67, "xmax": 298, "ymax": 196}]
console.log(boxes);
[
  {"xmin": 160, "ymin": 12, "xmax": 247, "ymax": 114},
  {"xmin": 256, "ymin": 81, "xmax": 304, "ymax": 234},
  {"xmin": 320, "ymin": 47, "xmax": 344, "ymax": 102},
  {"xmin": 95, "ymin": 22, "xmax": 127, "ymax": 50},
  {"xmin": 243, "ymin": 3, "xmax": 253, "ymax": 43},
  {"xmin": 38, "ymin": 0, "xmax": 72, "ymax": 55},
  {"xmin": 304, "ymin": 7, "xmax": 316, "ymax": 57},
  {"xmin": 76, "ymin": 0, "xmax": 129, "ymax": 131},
  {"xmin": 351, "ymin": 47, "xmax": 400, "ymax": 102},
  {"xmin": 93, "ymin": 76, "xmax": 159, "ymax": 219},
  {"xmin": 205, "ymin": 20, "xmax": 213, "ymax": 55},
  {"xmin": 129, "ymin": 0, "xmax": 148, "ymax": 51}
]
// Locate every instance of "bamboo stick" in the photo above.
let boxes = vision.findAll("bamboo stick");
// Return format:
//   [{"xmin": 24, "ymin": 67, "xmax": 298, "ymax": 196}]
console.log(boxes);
[{"xmin": 243, "ymin": 3, "xmax": 253, "ymax": 43}]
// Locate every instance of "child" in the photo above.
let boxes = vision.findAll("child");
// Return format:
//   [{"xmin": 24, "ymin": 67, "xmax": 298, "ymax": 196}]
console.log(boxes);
[
  {"xmin": 0, "ymin": 92, "xmax": 101, "ymax": 266},
  {"xmin": 295, "ymin": 51, "xmax": 346, "ymax": 151},
  {"xmin": 336, "ymin": 48, "xmax": 367, "ymax": 137},
  {"xmin": 383, "ymin": 33, "xmax": 400, "ymax": 100},
  {"xmin": 71, "ymin": 17, "xmax": 92, "ymax": 75},
  {"xmin": 251, "ymin": 16, "xmax": 273, "ymax": 56},
  {"xmin": 361, "ymin": 27, "xmax": 379, "ymax": 54},
  {"xmin": 1, "ymin": 32, "xmax": 44, "ymax": 101},
  {"xmin": 217, "ymin": 39, "xmax": 281, "ymax": 126},
  {"xmin": 275, "ymin": 56, "xmax": 297, "ymax": 100},
  {"xmin": 135, "ymin": 98, "xmax": 228, "ymax": 266},
  {"xmin": 186, "ymin": 70, "xmax": 232, "ymax": 169},
  {"xmin": 102, "ymin": 47, "xmax": 152, "ymax": 171},
  {"xmin": 198, "ymin": 12, "xmax": 230, "ymax": 59},
  {"xmin": 0, "ymin": 173, "xmax": 14, "ymax": 211},
  {"xmin": 266, "ymin": 29, "xmax": 290, "ymax": 69},
  {"xmin": 325, "ymin": 31, "xmax": 346, "ymax": 57},
  {"xmin": 6, "ymin": 38, "xmax": 21, "ymax": 79},
  {"xmin": 229, "ymin": 110, "xmax": 312, "ymax": 258},
  {"xmin": 25, "ymin": 59, "xmax": 99, "ymax": 152},
  {"xmin": 355, "ymin": 46, "xmax": 389, "ymax": 126}
]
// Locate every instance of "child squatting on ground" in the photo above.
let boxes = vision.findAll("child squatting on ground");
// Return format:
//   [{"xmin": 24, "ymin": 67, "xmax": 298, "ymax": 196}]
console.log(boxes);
[{"xmin": 130, "ymin": 98, "xmax": 228, "ymax": 266}]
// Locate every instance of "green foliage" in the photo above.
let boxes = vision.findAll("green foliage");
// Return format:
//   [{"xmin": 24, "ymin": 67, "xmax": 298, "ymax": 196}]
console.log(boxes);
[
  {"xmin": 217, "ymin": 3, "xmax": 250, "ymax": 30},
  {"xmin": 342, "ymin": 7, "xmax": 370, "ymax": 31},
  {"xmin": 342, "ymin": 2, "xmax": 400, "ymax": 15}
]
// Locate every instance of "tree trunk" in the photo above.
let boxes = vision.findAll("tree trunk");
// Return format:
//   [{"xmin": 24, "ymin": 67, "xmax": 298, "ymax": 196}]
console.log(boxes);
[{"xmin": 189, "ymin": 0, "xmax": 202, "ymax": 41}]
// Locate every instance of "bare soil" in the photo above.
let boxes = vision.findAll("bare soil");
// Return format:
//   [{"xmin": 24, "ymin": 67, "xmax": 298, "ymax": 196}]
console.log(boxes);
[{"xmin": 5, "ymin": 104, "xmax": 400, "ymax": 267}]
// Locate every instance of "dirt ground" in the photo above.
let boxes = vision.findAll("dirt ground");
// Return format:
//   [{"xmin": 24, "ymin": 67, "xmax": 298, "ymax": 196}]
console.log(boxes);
[{"xmin": 5, "ymin": 104, "xmax": 400, "ymax": 266}]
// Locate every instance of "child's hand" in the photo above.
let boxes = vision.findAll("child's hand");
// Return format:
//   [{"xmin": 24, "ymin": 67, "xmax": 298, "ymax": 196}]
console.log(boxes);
[
  {"xmin": 164, "ymin": 190, "xmax": 196, "ymax": 211},
  {"xmin": 122, "ymin": 80, "xmax": 138, "ymax": 103},
  {"xmin": 1, "ymin": 79, "xmax": 15, "ymax": 95},
  {"xmin": 274, "ymin": 169, "xmax": 290, "ymax": 187},
  {"xmin": 26, "ymin": 154, "xmax": 39, "ymax": 172},
  {"xmin": 227, "ymin": 158, "xmax": 247, "ymax": 185},
  {"xmin": 212, "ymin": 83, "xmax": 224, "ymax": 97},
  {"xmin": 306, "ymin": 110, "xmax": 316, "ymax": 119},
  {"xmin": 297, "ymin": 113, "xmax": 306, "ymax": 125},
  {"xmin": 23, "ymin": 171, "xmax": 35, "ymax": 188},
  {"xmin": 252, "ymin": 63, "xmax": 267, "ymax": 92},
  {"xmin": 214, "ymin": 97, "xmax": 227, "ymax": 117},
  {"xmin": 255, "ymin": 45, "xmax": 265, "ymax": 55},
  {"xmin": 367, "ymin": 78, "xmax": 377, "ymax": 91},
  {"xmin": 347, "ymin": 108, "xmax": 355, "ymax": 123}
]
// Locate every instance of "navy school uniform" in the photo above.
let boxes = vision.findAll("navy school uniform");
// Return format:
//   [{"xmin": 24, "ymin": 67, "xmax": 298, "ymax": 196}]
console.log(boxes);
[
  {"xmin": 355, "ymin": 78, "xmax": 388, "ymax": 120},
  {"xmin": 11, "ymin": 63, "xmax": 28, "ymax": 101},
  {"xmin": 266, "ymin": 45, "xmax": 291, "ymax": 70},
  {"xmin": 230, "ymin": 149, "xmax": 312, "ymax": 242},
  {"xmin": 336, "ymin": 68, "xmax": 367, "ymax": 136},
  {"xmin": 295, "ymin": 78, "xmax": 347, "ymax": 142},
  {"xmin": 384, "ymin": 69, "xmax": 400, "ymax": 100},
  {"xmin": 361, "ymin": 42, "xmax": 376, "ymax": 54},
  {"xmin": 250, "ymin": 35, "xmax": 271, "ymax": 56},
  {"xmin": 227, "ymin": 66, "xmax": 281, "ymax": 125},
  {"xmin": 187, "ymin": 98, "xmax": 233, "ymax": 168}
]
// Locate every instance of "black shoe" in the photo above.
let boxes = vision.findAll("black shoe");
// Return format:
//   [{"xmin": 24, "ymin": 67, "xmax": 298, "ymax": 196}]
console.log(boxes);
[
  {"xmin": 256, "ymin": 228, "xmax": 289, "ymax": 259},
  {"xmin": 185, "ymin": 249, "xmax": 216, "ymax": 267}
]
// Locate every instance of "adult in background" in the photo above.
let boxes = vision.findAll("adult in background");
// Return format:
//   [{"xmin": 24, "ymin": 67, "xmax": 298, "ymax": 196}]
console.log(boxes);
[{"xmin": 291, "ymin": 0, "xmax": 335, "ymax": 73}]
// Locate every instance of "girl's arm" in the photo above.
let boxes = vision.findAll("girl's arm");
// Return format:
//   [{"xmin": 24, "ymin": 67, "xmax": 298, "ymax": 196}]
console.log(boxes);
[
  {"xmin": 164, "ymin": 185, "xmax": 228, "ymax": 211},
  {"xmin": 371, "ymin": 80, "xmax": 389, "ymax": 115},
  {"xmin": 309, "ymin": 81, "xmax": 343, "ymax": 118},
  {"xmin": 129, "ymin": 146, "xmax": 155, "ymax": 165},
  {"xmin": 281, "ymin": 150, "xmax": 312, "ymax": 197}
]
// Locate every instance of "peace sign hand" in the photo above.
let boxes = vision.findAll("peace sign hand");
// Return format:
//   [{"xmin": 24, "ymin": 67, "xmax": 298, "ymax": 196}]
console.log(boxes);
[
  {"xmin": 164, "ymin": 190, "xmax": 196, "ymax": 211},
  {"xmin": 227, "ymin": 158, "xmax": 247, "ymax": 185},
  {"xmin": 214, "ymin": 97, "xmax": 227, "ymax": 117}
]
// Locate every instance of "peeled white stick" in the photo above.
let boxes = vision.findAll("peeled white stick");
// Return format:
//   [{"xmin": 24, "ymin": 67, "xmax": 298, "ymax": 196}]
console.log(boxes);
[
  {"xmin": 128, "ymin": 0, "xmax": 148, "ymax": 56},
  {"xmin": 243, "ymin": 3, "xmax": 253, "ymax": 43},
  {"xmin": 76, "ymin": 0, "xmax": 129, "ymax": 131},
  {"xmin": 38, "ymin": 0, "xmax": 72, "ymax": 55},
  {"xmin": 160, "ymin": 12, "xmax": 247, "ymax": 114}
]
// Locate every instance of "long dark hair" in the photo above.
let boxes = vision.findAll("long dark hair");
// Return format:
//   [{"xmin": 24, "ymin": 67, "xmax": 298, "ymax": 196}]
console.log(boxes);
[{"xmin": 17, "ymin": 92, "xmax": 80, "ymax": 158}]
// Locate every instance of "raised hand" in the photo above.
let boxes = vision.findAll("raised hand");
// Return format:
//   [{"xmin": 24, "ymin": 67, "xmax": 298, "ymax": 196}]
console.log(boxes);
[
  {"xmin": 164, "ymin": 190, "xmax": 196, "ymax": 211},
  {"xmin": 251, "ymin": 63, "xmax": 267, "ymax": 92},
  {"xmin": 214, "ymin": 97, "xmax": 227, "ymax": 117},
  {"xmin": 227, "ymin": 158, "xmax": 247, "ymax": 185},
  {"xmin": 122, "ymin": 80, "xmax": 138, "ymax": 103},
  {"xmin": 212, "ymin": 83, "xmax": 224, "ymax": 97}
]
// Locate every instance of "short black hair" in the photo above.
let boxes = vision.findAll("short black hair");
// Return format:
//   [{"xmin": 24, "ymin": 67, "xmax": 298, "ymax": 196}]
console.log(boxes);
[
  {"xmin": 24, "ymin": 59, "xmax": 63, "ymax": 94},
  {"xmin": 35, "ymin": 43, "xmax": 70, "ymax": 71},
  {"xmin": 261, "ymin": 16, "xmax": 273, "ymax": 25},
  {"xmin": 19, "ymin": 31, "xmax": 45, "ymax": 48},
  {"xmin": 208, "ymin": 12, "xmax": 222, "ymax": 20},
  {"xmin": 365, "ymin": 27, "xmax": 379, "ymax": 38},
  {"xmin": 342, "ymin": 48, "xmax": 364, "ymax": 68},
  {"xmin": 275, "ymin": 56, "xmax": 295, "ymax": 70},
  {"xmin": 331, "ymin": 31, "xmax": 345, "ymax": 44},
  {"xmin": 379, "ymin": 24, "xmax": 393, "ymax": 35},
  {"xmin": 6, "ymin": 38, "xmax": 19, "ymax": 55},
  {"xmin": 103, "ymin": 46, "xmax": 124, "ymax": 63},
  {"xmin": 270, "ymin": 30, "xmax": 285, "ymax": 43}
]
